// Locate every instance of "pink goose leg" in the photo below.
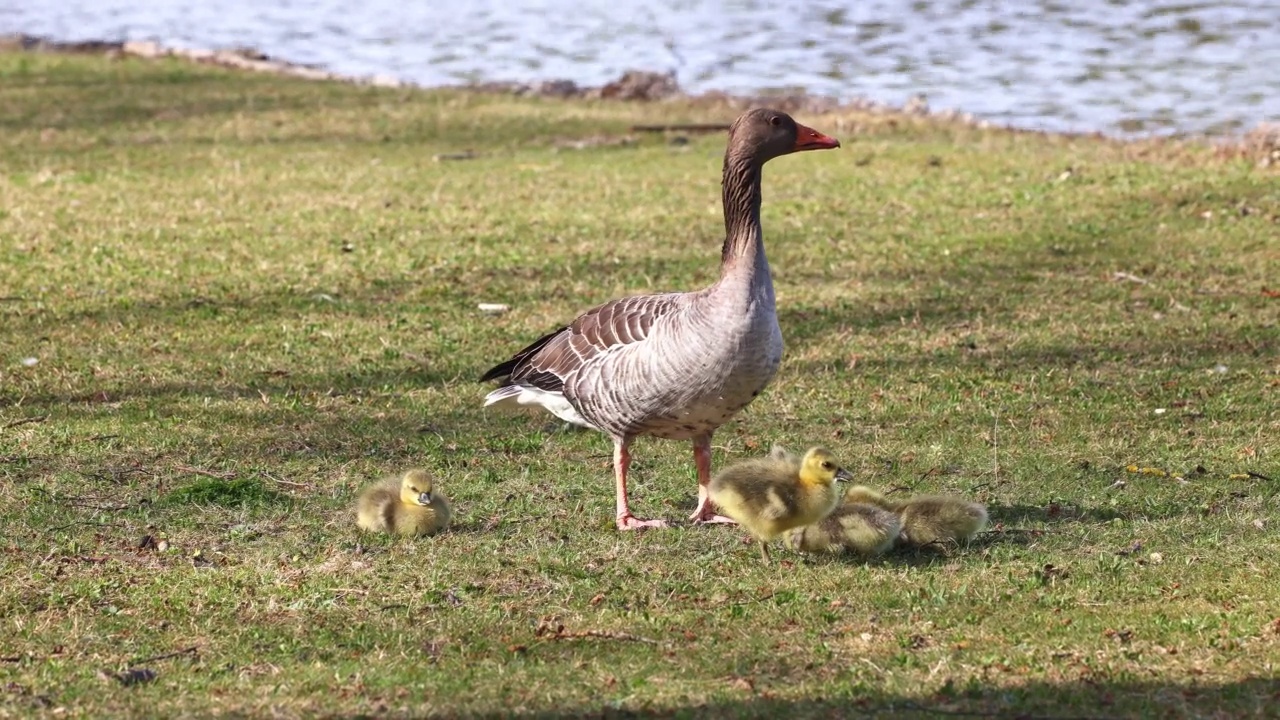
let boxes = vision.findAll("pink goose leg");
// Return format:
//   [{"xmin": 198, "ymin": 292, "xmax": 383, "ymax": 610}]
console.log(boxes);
[
  {"xmin": 614, "ymin": 437, "xmax": 668, "ymax": 530},
  {"xmin": 688, "ymin": 434, "xmax": 737, "ymax": 525}
]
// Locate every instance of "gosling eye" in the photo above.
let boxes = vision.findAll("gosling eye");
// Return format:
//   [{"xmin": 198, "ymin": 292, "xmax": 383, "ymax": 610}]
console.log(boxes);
[
  {"xmin": 769, "ymin": 115, "xmax": 782, "ymax": 127},
  {"xmin": 821, "ymin": 461, "xmax": 834, "ymax": 470}
]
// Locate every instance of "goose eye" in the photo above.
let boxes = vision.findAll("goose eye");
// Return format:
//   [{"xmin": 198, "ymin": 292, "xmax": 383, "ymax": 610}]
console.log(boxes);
[
  {"xmin": 769, "ymin": 115, "xmax": 782, "ymax": 127},
  {"xmin": 821, "ymin": 461, "xmax": 834, "ymax": 470}
]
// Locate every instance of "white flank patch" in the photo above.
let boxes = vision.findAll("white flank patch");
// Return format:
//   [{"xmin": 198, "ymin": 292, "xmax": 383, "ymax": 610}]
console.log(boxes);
[{"xmin": 483, "ymin": 385, "xmax": 597, "ymax": 430}]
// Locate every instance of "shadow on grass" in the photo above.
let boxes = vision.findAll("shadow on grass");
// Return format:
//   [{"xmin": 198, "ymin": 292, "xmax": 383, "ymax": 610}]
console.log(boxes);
[
  {"xmin": 0, "ymin": 279, "xmax": 467, "ymax": 411},
  {"xmin": 992, "ymin": 502, "xmax": 1127, "ymax": 526},
  {"xmin": 1, "ymin": 367, "xmax": 460, "ymax": 411},
  {"xmin": 454, "ymin": 676, "xmax": 1277, "ymax": 719}
]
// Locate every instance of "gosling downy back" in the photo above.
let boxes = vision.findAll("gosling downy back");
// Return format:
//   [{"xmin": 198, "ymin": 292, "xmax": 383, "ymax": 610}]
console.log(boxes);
[
  {"xmin": 895, "ymin": 495, "xmax": 987, "ymax": 547},
  {"xmin": 767, "ymin": 444, "xmax": 800, "ymax": 464},
  {"xmin": 842, "ymin": 485, "xmax": 893, "ymax": 510},
  {"xmin": 783, "ymin": 501, "xmax": 901, "ymax": 558}
]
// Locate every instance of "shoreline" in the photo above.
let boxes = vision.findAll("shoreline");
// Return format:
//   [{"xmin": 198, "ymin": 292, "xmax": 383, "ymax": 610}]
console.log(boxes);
[{"xmin": 3, "ymin": 32, "xmax": 1276, "ymax": 165}]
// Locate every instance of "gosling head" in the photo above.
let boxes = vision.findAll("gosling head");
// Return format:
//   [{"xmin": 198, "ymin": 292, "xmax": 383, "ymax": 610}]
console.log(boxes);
[
  {"xmin": 398, "ymin": 469, "xmax": 436, "ymax": 506},
  {"xmin": 798, "ymin": 447, "xmax": 853, "ymax": 486}
]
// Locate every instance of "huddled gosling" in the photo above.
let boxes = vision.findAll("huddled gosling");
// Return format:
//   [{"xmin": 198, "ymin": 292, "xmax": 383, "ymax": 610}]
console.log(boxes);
[
  {"xmin": 783, "ymin": 500, "xmax": 902, "ymax": 557},
  {"xmin": 838, "ymin": 485, "xmax": 988, "ymax": 548},
  {"xmin": 841, "ymin": 484, "xmax": 892, "ymax": 508},
  {"xmin": 356, "ymin": 469, "xmax": 452, "ymax": 536},
  {"xmin": 709, "ymin": 446, "xmax": 851, "ymax": 562},
  {"xmin": 894, "ymin": 495, "xmax": 988, "ymax": 547}
]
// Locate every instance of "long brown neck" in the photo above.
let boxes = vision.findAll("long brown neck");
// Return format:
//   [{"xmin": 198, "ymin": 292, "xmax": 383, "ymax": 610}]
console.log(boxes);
[{"xmin": 719, "ymin": 151, "xmax": 764, "ymax": 275}]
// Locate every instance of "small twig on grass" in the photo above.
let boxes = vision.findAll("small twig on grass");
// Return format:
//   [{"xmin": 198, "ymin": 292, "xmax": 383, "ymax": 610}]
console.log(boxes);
[
  {"xmin": 3, "ymin": 415, "xmax": 48, "ymax": 430},
  {"xmin": 535, "ymin": 619, "xmax": 656, "ymax": 644},
  {"xmin": 0, "ymin": 296, "xmax": 28, "ymax": 302},
  {"xmin": 539, "ymin": 628, "xmax": 658, "ymax": 644},
  {"xmin": 433, "ymin": 151, "xmax": 479, "ymax": 162},
  {"xmin": 67, "ymin": 500, "xmax": 133, "ymax": 511},
  {"xmin": 1247, "ymin": 471, "xmax": 1276, "ymax": 482},
  {"xmin": 81, "ymin": 466, "xmax": 152, "ymax": 485},
  {"xmin": 260, "ymin": 472, "xmax": 308, "ymax": 488},
  {"xmin": 860, "ymin": 657, "xmax": 887, "ymax": 676},
  {"xmin": 46, "ymin": 521, "xmax": 121, "ymax": 533},
  {"xmin": 129, "ymin": 646, "xmax": 197, "ymax": 665},
  {"xmin": 1112, "ymin": 271, "xmax": 1150, "ymax": 285},
  {"xmin": 174, "ymin": 465, "xmax": 236, "ymax": 480},
  {"xmin": 704, "ymin": 590, "xmax": 779, "ymax": 609}
]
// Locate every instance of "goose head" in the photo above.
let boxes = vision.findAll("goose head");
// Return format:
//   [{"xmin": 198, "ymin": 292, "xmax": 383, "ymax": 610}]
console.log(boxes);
[
  {"xmin": 728, "ymin": 109, "xmax": 841, "ymax": 164},
  {"xmin": 398, "ymin": 469, "xmax": 436, "ymax": 506}
]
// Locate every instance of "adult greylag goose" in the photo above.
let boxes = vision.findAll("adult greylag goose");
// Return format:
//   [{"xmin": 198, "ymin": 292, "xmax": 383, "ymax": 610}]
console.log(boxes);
[{"xmin": 481, "ymin": 109, "xmax": 840, "ymax": 530}]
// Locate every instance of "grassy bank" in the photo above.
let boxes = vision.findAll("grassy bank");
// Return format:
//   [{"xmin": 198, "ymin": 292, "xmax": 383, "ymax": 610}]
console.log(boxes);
[{"xmin": 1, "ymin": 51, "xmax": 1277, "ymax": 718}]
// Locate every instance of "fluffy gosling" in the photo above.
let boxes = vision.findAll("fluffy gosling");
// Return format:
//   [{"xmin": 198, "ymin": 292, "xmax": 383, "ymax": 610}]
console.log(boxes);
[
  {"xmin": 802, "ymin": 484, "xmax": 987, "ymax": 550},
  {"xmin": 894, "ymin": 495, "xmax": 988, "ymax": 548},
  {"xmin": 709, "ymin": 446, "xmax": 851, "ymax": 562},
  {"xmin": 783, "ymin": 501, "xmax": 901, "ymax": 557},
  {"xmin": 355, "ymin": 469, "xmax": 452, "ymax": 537}
]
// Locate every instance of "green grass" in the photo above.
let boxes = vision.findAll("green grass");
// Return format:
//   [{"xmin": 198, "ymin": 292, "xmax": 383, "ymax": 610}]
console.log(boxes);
[{"xmin": 1, "ymin": 51, "xmax": 1277, "ymax": 719}]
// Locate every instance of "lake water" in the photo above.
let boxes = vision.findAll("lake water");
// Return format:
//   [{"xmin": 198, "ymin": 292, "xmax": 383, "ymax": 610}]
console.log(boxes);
[{"xmin": 3, "ymin": 0, "xmax": 1278, "ymax": 137}]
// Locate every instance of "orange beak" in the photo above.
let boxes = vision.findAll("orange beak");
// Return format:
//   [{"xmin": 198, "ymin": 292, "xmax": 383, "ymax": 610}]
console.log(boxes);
[{"xmin": 793, "ymin": 122, "xmax": 841, "ymax": 151}]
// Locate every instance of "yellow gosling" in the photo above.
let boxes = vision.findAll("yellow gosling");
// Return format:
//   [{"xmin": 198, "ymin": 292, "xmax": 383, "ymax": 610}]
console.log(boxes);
[
  {"xmin": 356, "ymin": 469, "xmax": 452, "ymax": 537},
  {"xmin": 709, "ymin": 446, "xmax": 850, "ymax": 562}
]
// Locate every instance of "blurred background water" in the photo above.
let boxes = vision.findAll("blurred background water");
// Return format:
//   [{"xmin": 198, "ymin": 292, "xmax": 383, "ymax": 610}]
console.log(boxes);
[{"xmin": 3, "ymin": 0, "xmax": 1277, "ymax": 137}]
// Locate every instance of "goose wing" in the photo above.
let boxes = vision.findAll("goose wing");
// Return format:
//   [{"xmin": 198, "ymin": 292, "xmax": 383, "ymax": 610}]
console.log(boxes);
[{"xmin": 480, "ymin": 292, "xmax": 685, "ymax": 394}]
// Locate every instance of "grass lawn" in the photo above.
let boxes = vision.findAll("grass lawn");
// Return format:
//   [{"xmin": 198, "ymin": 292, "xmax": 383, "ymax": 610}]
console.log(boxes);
[{"xmin": 1, "ymin": 50, "xmax": 1277, "ymax": 718}]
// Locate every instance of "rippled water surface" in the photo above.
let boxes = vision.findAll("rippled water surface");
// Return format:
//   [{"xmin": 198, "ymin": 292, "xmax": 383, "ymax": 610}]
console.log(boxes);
[{"xmin": 4, "ymin": 0, "xmax": 1278, "ymax": 136}]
